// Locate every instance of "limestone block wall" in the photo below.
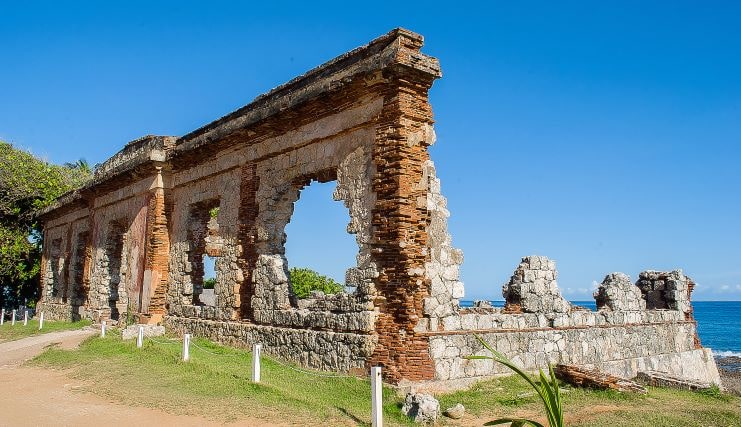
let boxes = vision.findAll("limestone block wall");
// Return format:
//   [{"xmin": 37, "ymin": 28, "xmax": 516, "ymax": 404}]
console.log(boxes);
[
  {"xmin": 416, "ymin": 258, "xmax": 720, "ymax": 387},
  {"xmin": 163, "ymin": 86, "xmax": 385, "ymax": 370},
  {"xmin": 85, "ymin": 178, "xmax": 152, "ymax": 322},
  {"xmin": 37, "ymin": 207, "xmax": 91, "ymax": 321}
]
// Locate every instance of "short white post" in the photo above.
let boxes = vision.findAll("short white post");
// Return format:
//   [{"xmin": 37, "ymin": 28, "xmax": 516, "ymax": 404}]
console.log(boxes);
[
  {"xmin": 182, "ymin": 333, "xmax": 191, "ymax": 362},
  {"xmin": 371, "ymin": 366, "xmax": 383, "ymax": 427},
  {"xmin": 137, "ymin": 325, "xmax": 144, "ymax": 348},
  {"xmin": 38, "ymin": 312, "xmax": 44, "ymax": 330},
  {"xmin": 101, "ymin": 320, "xmax": 107, "ymax": 337},
  {"xmin": 252, "ymin": 343, "xmax": 262, "ymax": 383},
  {"xmin": 23, "ymin": 310, "xmax": 28, "ymax": 326},
  {"xmin": 1, "ymin": 308, "xmax": 5, "ymax": 325},
  {"xmin": 11, "ymin": 309, "xmax": 16, "ymax": 326}
]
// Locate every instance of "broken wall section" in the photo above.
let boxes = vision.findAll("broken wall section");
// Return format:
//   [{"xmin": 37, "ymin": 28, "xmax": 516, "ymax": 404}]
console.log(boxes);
[
  {"xmin": 36, "ymin": 207, "xmax": 91, "ymax": 321},
  {"xmin": 420, "ymin": 256, "xmax": 719, "ymax": 388},
  {"xmin": 502, "ymin": 256, "xmax": 571, "ymax": 314}
]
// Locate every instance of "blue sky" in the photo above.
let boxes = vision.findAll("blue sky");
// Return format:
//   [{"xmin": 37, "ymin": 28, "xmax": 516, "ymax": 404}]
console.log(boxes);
[{"xmin": 2, "ymin": 1, "xmax": 739, "ymax": 300}]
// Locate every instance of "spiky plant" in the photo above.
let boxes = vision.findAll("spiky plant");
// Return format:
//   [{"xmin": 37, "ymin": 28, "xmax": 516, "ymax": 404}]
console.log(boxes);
[{"xmin": 465, "ymin": 335, "xmax": 564, "ymax": 427}]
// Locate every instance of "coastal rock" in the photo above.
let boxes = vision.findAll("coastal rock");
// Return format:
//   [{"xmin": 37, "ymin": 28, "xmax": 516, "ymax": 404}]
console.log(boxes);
[
  {"xmin": 401, "ymin": 392, "xmax": 440, "ymax": 423},
  {"xmin": 443, "ymin": 403, "xmax": 465, "ymax": 419}
]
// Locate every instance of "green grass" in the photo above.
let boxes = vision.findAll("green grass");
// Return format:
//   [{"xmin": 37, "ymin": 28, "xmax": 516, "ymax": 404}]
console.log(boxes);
[
  {"xmin": 0, "ymin": 319, "xmax": 91, "ymax": 342},
  {"xmin": 439, "ymin": 374, "xmax": 741, "ymax": 426},
  {"xmin": 30, "ymin": 335, "xmax": 741, "ymax": 426},
  {"xmin": 32, "ymin": 334, "xmax": 412, "ymax": 425}
]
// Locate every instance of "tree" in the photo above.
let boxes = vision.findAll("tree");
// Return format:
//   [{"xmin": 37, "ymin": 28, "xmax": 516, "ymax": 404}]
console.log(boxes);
[
  {"xmin": 289, "ymin": 267, "xmax": 344, "ymax": 299},
  {"xmin": 0, "ymin": 142, "xmax": 91, "ymax": 309}
]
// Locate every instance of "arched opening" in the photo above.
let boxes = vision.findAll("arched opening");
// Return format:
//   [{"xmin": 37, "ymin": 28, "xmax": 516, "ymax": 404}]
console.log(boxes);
[
  {"xmin": 104, "ymin": 221, "xmax": 126, "ymax": 321},
  {"xmin": 284, "ymin": 181, "xmax": 357, "ymax": 298},
  {"xmin": 69, "ymin": 230, "xmax": 89, "ymax": 320},
  {"xmin": 186, "ymin": 200, "xmax": 221, "ymax": 307}
]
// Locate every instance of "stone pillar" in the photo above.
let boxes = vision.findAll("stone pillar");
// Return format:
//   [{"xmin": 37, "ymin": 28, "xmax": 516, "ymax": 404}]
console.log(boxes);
[
  {"xmin": 368, "ymin": 34, "xmax": 441, "ymax": 383},
  {"xmin": 237, "ymin": 163, "xmax": 259, "ymax": 320},
  {"xmin": 593, "ymin": 272, "xmax": 645, "ymax": 311},
  {"xmin": 502, "ymin": 256, "xmax": 571, "ymax": 313}
]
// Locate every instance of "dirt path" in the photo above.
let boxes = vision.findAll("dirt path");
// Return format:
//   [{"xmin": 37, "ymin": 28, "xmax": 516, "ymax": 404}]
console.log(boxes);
[{"xmin": 0, "ymin": 329, "xmax": 280, "ymax": 426}]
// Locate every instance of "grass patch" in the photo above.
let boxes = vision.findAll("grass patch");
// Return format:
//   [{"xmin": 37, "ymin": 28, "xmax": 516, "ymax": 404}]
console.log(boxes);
[
  {"xmin": 439, "ymin": 374, "xmax": 741, "ymax": 426},
  {"xmin": 30, "ymin": 335, "xmax": 741, "ymax": 426},
  {"xmin": 0, "ymin": 319, "xmax": 90, "ymax": 342},
  {"xmin": 32, "ymin": 334, "xmax": 412, "ymax": 425}
]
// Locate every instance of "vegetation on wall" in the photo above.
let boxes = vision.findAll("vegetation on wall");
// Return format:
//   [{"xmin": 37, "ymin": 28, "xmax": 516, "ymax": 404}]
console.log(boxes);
[
  {"xmin": 289, "ymin": 267, "xmax": 343, "ymax": 299},
  {"xmin": 0, "ymin": 141, "xmax": 91, "ymax": 309}
]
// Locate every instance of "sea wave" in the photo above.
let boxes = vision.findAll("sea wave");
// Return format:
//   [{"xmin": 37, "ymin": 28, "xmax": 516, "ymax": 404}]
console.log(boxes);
[{"xmin": 712, "ymin": 350, "xmax": 741, "ymax": 358}]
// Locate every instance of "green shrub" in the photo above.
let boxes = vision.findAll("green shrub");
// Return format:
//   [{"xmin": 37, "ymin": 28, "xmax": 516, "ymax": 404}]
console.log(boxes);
[
  {"xmin": 203, "ymin": 278, "xmax": 216, "ymax": 289},
  {"xmin": 289, "ymin": 267, "xmax": 343, "ymax": 299}
]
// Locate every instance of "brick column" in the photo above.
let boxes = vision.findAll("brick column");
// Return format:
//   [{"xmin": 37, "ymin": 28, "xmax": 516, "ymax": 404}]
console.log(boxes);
[
  {"xmin": 369, "ymin": 58, "xmax": 439, "ymax": 383},
  {"xmin": 142, "ymin": 167, "xmax": 171, "ymax": 321}
]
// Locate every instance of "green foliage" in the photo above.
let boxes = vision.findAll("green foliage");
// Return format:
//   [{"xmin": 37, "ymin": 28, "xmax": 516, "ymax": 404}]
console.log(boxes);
[
  {"xmin": 203, "ymin": 277, "xmax": 216, "ymax": 289},
  {"xmin": 698, "ymin": 384, "xmax": 728, "ymax": 400},
  {"xmin": 0, "ymin": 141, "xmax": 91, "ymax": 308},
  {"xmin": 466, "ymin": 335, "xmax": 564, "ymax": 427},
  {"xmin": 289, "ymin": 267, "xmax": 343, "ymax": 299},
  {"xmin": 208, "ymin": 206, "xmax": 220, "ymax": 219}
]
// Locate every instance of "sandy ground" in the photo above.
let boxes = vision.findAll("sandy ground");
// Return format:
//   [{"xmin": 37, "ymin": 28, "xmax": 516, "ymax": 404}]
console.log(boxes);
[{"xmin": 0, "ymin": 329, "xmax": 279, "ymax": 426}]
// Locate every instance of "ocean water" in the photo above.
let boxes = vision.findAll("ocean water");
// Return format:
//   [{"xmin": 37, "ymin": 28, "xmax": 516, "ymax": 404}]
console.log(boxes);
[{"xmin": 459, "ymin": 300, "xmax": 741, "ymax": 357}]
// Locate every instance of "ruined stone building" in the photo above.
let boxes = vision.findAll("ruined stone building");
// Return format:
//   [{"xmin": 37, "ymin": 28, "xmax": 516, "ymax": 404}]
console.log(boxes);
[{"xmin": 36, "ymin": 29, "xmax": 720, "ymax": 387}]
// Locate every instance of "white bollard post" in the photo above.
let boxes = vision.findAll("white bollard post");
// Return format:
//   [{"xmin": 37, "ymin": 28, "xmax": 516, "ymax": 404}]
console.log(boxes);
[
  {"xmin": 252, "ymin": 343, "xmax": 262, "ymax": 383},
  {"xmin": 101, "ymin": 320, "xmax": 107, "ymax": 338},
  {"xmin": 38, "ymin": 312, "xmax": 44, "ymax": 330},
  {"xmin": 23, "ymin": 310, "xmax": 28, "ymax": 326},
  {"xmin": 137, "ymin": 325, "xmax": 144, "ymax": 348},
  {"xmin": 11, "ymin": 309, "xmax": 16, "ymax": 326},
  {"xmin": 371, "ymin": 366, "xmax": 383, "ymax": 427},
  {"xmin": 182, "ymin": 333, "xmax": 191, "ymax": 362},
  {"xmin": 1, "ymin": 308, "xmax": 5, "ymax": 325}
]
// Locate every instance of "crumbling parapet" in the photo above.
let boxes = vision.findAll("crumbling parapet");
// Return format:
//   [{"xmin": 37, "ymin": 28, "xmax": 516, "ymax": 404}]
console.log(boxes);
[
  {"xmin": 502, "ymin": 256, "xmax": 571, "ymax": 313},
  {"xmin": 423, "ymin": 159, "xmax": 465, "ymax": 319},
  {"xmin": 636, "ymin": 270, "xmax": 694, "ymax": 314},
  {"xmin": 594, "ymin": 272, "xmax": 646, "ymax": 311}
]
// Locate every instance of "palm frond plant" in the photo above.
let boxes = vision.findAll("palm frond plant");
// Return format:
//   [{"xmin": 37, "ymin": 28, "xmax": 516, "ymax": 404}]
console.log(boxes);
[{"xmin": 465, "ymin": 335, "xmax": 564, "ymax": 427}]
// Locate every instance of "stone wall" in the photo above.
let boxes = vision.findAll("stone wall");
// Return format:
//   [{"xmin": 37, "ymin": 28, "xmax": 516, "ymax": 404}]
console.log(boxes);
[
  {"xmin": 412, "ymin": 257, "xmax": 720, "ymax": 388},
  {"xmin": 35, "ymin": 28, "xmax": 720, "ymax": 388}
]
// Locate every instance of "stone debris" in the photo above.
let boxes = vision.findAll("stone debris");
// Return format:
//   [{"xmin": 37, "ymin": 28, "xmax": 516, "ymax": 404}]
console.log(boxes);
[
  {"xmin": 443, "ymin": 403, "xmax": 465, "ymax": 419},
  {"xmin": 594, "ymin": 272, "xmax": 646, "ymax": 311},
  {"xmin": 401, "ymin": 392, "xmax": 440, "ymax": 423},
  {"xmin": 555, "ymin": 364, "xmax": 647, "ymax": 394},
  {"xmin": 503, "ymin": 256, "xmax": 571, "ymax": 313},
  {"xmin": 635, "ymin": 370, "xmax": 714, "ymax": 391},
  {"xmin": 121, "ymin": 324, "xmax": 165, "ymax": 340}
]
